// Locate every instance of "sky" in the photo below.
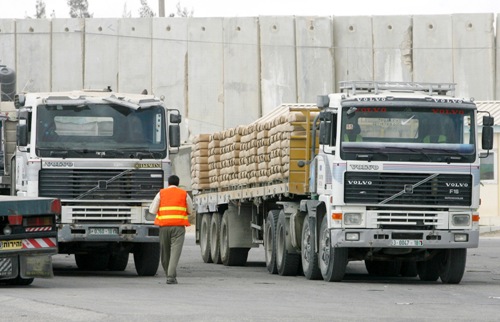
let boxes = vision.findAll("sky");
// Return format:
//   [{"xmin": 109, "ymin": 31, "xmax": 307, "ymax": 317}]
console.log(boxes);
[{"xmin": 0, "ymin": 0, "xmax": 499, "ymax": 19}]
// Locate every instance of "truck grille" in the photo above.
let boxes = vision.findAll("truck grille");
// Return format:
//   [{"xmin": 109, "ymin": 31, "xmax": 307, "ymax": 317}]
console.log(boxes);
[
  {"xmin": 39, "ymin": 169, "xmax": 163, "ymax": 200},
  {"xmin": 344, "ymin": 172, "xmax": 472, "ymax": 206}
]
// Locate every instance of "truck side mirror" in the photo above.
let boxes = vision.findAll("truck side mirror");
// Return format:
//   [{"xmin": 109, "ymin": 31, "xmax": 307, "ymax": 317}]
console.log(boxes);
[
  {"xmin": 16, "ymin": 119, "xmax": 28, "ymax": 146},
  {"xmin": 319, "ymin": 121, "xmax": 331, "ymax": 145},
  {"xmin": 481, "ymin": 126, "xmax": 494, "ymax": 150},
  {"xmin": 169, "ymin": 124, "xmax": 180, "ymax": 148},
  {"xmin": 170, "ymin": 113, "xmax": 182, "ymax": 124}
]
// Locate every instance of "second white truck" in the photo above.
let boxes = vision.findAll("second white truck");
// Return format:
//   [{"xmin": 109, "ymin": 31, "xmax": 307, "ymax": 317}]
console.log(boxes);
[{"xmin": 192, "ymin": 81, "xmax": 494, "ymax": 284}]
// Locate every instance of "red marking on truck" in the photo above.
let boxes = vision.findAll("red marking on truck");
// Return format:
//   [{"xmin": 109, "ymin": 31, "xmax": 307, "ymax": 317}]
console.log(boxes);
[
  {"xmin": 431, "ymin": 109, "xmax": 465, "ymax": 114},
  {"xmin": 25, "ymin": 226, "xmax": 52, "ymax": 232},
  {"xmin": 22, "ymin": 238, "xmax": 57, "ymax": 249}
]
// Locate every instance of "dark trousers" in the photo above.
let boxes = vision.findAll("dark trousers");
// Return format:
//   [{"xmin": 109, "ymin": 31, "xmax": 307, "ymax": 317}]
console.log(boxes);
[{"xmin": 159, "ymin": 226, "xmax": 186, "ymax": 278}]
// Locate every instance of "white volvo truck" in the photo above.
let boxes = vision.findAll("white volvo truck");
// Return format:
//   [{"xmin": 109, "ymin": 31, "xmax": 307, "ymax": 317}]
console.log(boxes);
[
  {"xmin": 1, "ymin": 90, "xmax": 181, "ymax": 275},
  {"xmin": 192, "ymin": 81, "xmax": 494, "ymax": 284}
]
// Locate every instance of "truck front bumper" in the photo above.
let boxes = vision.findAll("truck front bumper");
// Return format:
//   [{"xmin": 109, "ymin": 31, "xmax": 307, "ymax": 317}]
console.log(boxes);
[
  {"xmin": 57, "ymin": 224, "xmax": 159, "ymax": 243},
  {"xmin": 331, "ymin": 229, "xmax": 479, "ymax": 249}
]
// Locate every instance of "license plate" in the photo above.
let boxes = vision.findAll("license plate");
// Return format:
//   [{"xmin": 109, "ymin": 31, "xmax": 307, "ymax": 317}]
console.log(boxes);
[
  {"xmin": 0, "ymin": 240, "xmax": 23, "ymax": 250},
  {"xmin": 89, "ymin": 228, "xmax": 119, "ymax": 235},
  {"xmin": 391, "ymin": 239, "xmax": 423, "ymax": 247}
]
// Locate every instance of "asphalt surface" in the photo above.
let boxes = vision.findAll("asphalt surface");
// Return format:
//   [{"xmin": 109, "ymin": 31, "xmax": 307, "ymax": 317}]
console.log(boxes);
[{"xmin": 1, "ymin": 230, "xmax": 499, "ymax": 322}]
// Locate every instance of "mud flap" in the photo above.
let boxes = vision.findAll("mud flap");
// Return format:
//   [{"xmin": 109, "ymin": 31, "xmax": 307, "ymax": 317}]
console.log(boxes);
[
  {"xmin": 20, "ymin": 255, "xmax": 53, "ymax": 279},
  {"xmin": 0, "ymin": 255, "xmax": 18, "ymax": 279}
]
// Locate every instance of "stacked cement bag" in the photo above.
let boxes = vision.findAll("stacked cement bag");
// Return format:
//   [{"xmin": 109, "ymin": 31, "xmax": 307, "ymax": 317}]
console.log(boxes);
[
  {"xmin": 239, "ymin": 124, "xmax": 258, "ymax": 186},
  {"xmin": 256, "ymin": 121, "xmax": 272, "ymax": 183},
  {"xmin": 208, "ymin": 133, "xmax": 221, "ymax": 189},
  {"xmin": 219, "ymin": 126, "xmax": 244, "ymax": 188},
  {"xmin": 268, "ymin": 115, "xmax": 291, "ymax": 181},
  {"xmin": 191, "ymin": 134, "xmax": 211, "ymax": 191},
  {"xmin": 191, "ymin": 105, "xmax": 319, "ymax": 193}
]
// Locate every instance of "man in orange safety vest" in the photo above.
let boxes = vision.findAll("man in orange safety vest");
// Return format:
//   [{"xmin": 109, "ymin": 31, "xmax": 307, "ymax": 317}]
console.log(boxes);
[{"xmin": 149, "ymin": 175, "xmax": 193, "ymax": 284}]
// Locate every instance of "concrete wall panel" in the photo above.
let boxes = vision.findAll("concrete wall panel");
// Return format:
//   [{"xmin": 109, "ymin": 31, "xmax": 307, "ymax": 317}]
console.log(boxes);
[
  {"xmin": 0, "ymin": 20, "xmax": 16, "ymax": 71},
  {"xmin": 452, "ymin": 14, "xmax": 495, "ymax": 100},
  {"xmin": 118, "ymin": 18, "xmax": 152, "ymax": 93},
  {"xmin": 51, "ymin": 19, "xmax": 84, "ymax": 91},
  {"xmin": 16, "ymin": 19, "xmax": 51, "ymax": 92},
  {"xmin": 333, "ymin": 16, "xmax": 373, "ymax": 88},
  {"xmin": 187, "ymin": 18, "xmax": 224, "ymax": 137},
  {"xmin": 223, "ymin": 17, "xmax": 260, "ymax": 128},
  {"xmin": 372, "ymin": 16, "xmax": 412, "ymax": 82},
  {"xmin": 496, "ymin": 14, "xmax": 499, "ymax": 100},
  {"xmin": 259, "ymin": 16, "xmax": 297, "ymax": 115},
  {"xmin": 152, "ymin": 18, "xmax": 188, "ymax": 141},
  {"xmin": 413, "ymin": 15, "xmax": 453, "ymax": 84},
  {"xmin": 295, "ymin": 16, "xmax": 334, "ymax": 102},
  {"xmin": 84, "ymin": 19, "xmax": 119, "ymax": 90}
]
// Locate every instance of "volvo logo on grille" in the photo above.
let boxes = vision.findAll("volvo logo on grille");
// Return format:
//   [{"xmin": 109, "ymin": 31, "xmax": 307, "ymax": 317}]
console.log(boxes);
[
  {"xmin": 348, "ymin": 180, "xmax": 372, "ymax": 185},
  {"xmin": 404, "ymin": 184, "xmax": 413, "ymax": 194},
  {"xmin": 349, "ymin": 164, "xmax": 379, "ymax": 170},
  {"xmin": 445, "ymin": 183, "xmax": 468, "ymax": 188}
]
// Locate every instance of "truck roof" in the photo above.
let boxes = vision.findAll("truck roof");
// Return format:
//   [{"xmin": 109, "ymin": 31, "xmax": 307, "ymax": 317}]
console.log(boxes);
[{"xmin": 0, "ymin": 196, "xmax": 60, "ymax": 215}]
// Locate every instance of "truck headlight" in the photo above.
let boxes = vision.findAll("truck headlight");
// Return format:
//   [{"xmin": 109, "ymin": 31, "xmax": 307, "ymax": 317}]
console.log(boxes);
[
  {"xmin": 452, "ymin": 214, "xmax": 470, "ymax": 226},
  {"xmin": 344, "ymin": 213, "xmax": 362, "ymax": 225},
  {"xmin": 454, "ymin": 233, "xmax": 468, "ymax": 242}
]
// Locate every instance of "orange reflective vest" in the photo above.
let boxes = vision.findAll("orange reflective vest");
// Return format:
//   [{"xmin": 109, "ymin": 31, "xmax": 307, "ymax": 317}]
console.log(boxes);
[{"xmin": 154, "ymin": 186, "xmax": 190, "ymax": 227}]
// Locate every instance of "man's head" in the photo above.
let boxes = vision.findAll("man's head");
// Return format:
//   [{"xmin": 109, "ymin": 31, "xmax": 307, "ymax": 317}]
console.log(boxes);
[{"xmin": 168, "ymin": 175, "xmax": 180, "ymax": 186}]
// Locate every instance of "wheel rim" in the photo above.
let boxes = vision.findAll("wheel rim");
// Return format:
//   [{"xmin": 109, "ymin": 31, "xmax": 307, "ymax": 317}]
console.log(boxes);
[
  {"xmin": 264, "ymin": 221, "xmax": 273, "ymax": 265},
  {"xmin": 276, "ymin": 223, "xmax": 285, "ymax": 268},
  {"xmin": 319, "ymin": 227, "xmax": 331, "ymax": 272},
  {"xmin": 210, "ymin": 217, "xmax": 217, "ymax": 246},
  {"xmin": 302, "ymin": 224, "xmax": 312, "ymax": 268},
  {"xmin": 201, "ymin": 216, "xmax": 209, "ymax": 252},
  {"xmin": 221, "ymin": 220, "xmax": 228, "ymax": 257}
]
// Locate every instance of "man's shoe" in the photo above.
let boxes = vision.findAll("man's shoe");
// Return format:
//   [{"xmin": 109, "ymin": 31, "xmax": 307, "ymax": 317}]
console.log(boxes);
[{"xmin": 166, "ymin": 278, "xmax": 178, "ymax": 284}]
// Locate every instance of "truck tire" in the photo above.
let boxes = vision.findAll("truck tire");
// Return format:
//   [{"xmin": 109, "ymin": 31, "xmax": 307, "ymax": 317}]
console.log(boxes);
[
  {"xmin": 264, "ymin": 210, "xmax": 280, "ymax": 274},
  {"xmin": 439, "ymin": 248, "xmax": 466, "ymax": 284},
  {"xmin": 417, "ymin": 251, "xmax": 441, "ymax": 281},
  {"xmin": 301, "ymin": 215, "xmax": 321, "ymax": 280},
  {"xmin": 75, "ymin": 253, "xmax": 110, "ymax": 271},
  {"xmin": 220, "ymin": 210, "xmax": 249, "ymax": 266},
  {"xmin": 400, "ymin": 261, "xmax": 418, "ymax": 277},
  {"xmin": 7, "ymin": 276, "xmax": 34, "ymax": 286},
  {"xmin": 318, "ymin": 215, "xmax": 347, "ymax": 282},
  {"xmin": 108, "ymin": 250, "xmax": 129, "ymax": 271},
  {"xmin": 365, "ymin": 260, "xmax": 402, "ymax": 277},
  {"xmin": 210, "ymin": 212, "xmax": 222, "ymax": 264},
  {"xmin": 200, "ymin": 213, "xmax": 213, "ymax": 263},
  {"xmin": 133, "ymin": 243, "xmax": 160, "ymax": 276},
  {"xmin": 276, "ymin": 210, "xmax": 300, "ymax": 276}
]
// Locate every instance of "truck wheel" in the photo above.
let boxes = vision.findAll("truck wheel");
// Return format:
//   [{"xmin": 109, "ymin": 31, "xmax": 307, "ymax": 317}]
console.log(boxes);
[
  {"xmin": 108, "ymin": 250, "xmax": 129, "ymax": 271},
  {"xmin": 7, "ymin": 276, "xmax": 34, "ymax": 286},
  {"xmin": 220, "ymin": 210, "xmax": 249, "ymax": 266},
  {"xmin": 301, "ymin": 215, "xmax": 321, "ymax": 280},
  {"xmin": 439, "ymin": 249, "xmax": 466, "ymax": 284},
  {"xmin": 275, "ymin": 210, "xmax": 300, "ymax": 276},
  {"xmin": 319, "ymin": 215, "xmax": 347, "ymax": 282},
  {"xmin": 417, "ymin": 251, "xmax": 441, "ymax": 281},
  {"xmin": 200, "ymin": 213, "xmax": 213, "ymax": 263},
  {"xmin": 365, "ymin": 260, "xmax": 401, "ymax": 276},
  {"xmin": 133, "ymin": 243, "xmax": 160, "ymax": 276},
  {"xmin": 75, "ymin": 253, "xmax": 110, "ymax": 271},
  {"xmin": 400, "ymin": 261, "xmax": 418, "ymax": 277},
  {"xmin": 210, "ymin": 212, "xmax": 222, "ymax": 264},
  {"xmin": 264, "ymin": 210, "xmax": 280, "ymax": 274}
]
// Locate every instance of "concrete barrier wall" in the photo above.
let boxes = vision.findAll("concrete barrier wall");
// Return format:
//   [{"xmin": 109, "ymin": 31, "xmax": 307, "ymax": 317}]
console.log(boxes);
[{"xmin": 0, "ymin": 14, "xmax": 498, "ymax": 141}]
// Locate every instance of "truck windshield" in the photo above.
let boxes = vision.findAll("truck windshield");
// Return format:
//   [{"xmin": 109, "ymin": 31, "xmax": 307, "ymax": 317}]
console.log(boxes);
[
  {"xmin": 35, "ymin": 104, "xmax": 167, "ymax": 159},
  {"xmin": 340, "ymin": 105, "xmax": 476, "ymax": 163}
]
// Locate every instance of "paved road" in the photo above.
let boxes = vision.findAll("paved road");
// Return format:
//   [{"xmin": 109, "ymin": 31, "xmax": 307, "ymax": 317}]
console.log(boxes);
[{"xmin": 1, "ymin": 233, "xmax": 499, "ymax": 322}]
